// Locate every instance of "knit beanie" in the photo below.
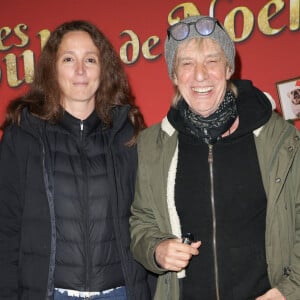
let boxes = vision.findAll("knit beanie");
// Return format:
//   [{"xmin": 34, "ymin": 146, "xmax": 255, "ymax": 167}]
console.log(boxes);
[{"xmin": 164, "ymin": 15, "xmax": 235, "ymax": 79}]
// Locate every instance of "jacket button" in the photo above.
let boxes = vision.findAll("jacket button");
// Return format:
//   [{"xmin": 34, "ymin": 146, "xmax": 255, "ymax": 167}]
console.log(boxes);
[
  {"xmin": 275, "ymin": 177, "xmax": 281, "ymax": 183},
  {"xmin": 294, "ymin": 136, "xmax": 299, "ymax": 141},
  {"xmin": 283, "ymin": 266, "xmax": 291, "ymax": 276},
  {"xmin": 288, "ymin": 146, "xmax": 294, "ymax": 152}
]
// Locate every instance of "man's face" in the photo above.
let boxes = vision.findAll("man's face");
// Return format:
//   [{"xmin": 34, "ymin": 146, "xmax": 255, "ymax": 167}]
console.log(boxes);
[
  {"xmin": 290, "ymin": 88, "xmax": 300, "ymax": 105},
  {"xmin": 173, "ymin": 38, "xmax": 232, "ymax": 117}
]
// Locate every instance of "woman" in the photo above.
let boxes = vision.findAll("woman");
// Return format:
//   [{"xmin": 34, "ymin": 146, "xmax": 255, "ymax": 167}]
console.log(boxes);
[{"xmin": 0, "ymin": 20, "xmax": 151, "ymax": 300}]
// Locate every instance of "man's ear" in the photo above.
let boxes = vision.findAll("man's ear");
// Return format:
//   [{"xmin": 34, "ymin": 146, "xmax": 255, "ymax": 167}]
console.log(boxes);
[
  {"xmin": 173, "ymin": 73, "xmax": 178, "ymax": 85},
  {"xmin": 225, "ymin": 65, "xmax": 232, "ymax": 80}
]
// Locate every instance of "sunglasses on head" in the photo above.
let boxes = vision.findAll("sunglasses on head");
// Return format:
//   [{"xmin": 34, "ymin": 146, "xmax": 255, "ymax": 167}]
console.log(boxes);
[{"xmin": 167, "ymin": 16, "xmax": 223, "ymax": 41}]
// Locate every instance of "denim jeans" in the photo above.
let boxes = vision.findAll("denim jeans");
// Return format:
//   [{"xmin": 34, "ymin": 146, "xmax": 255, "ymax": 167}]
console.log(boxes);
[{"xmin": 54, "ymin": 287, "xmax": 127, "ymax": 300}]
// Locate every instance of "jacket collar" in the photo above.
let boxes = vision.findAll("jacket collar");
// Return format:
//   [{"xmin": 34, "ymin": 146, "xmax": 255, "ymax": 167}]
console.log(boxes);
[
  {"xmin": 60, "ymin": 110, "xmax": 101, "ymax": 138},
  {"xmin": 161, "ymin": 116, "xmax": 175, "ymax": 136},
  {"xmin": 20, "ymin": 105, "xmax": 131, "ymax": 139}
]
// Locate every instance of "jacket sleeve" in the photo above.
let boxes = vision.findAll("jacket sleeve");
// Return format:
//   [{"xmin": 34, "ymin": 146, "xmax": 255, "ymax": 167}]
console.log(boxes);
[
  {"xmin": 0, "ymin": 128, "xmax": 23, "ymax": 300},
  {"xmin": 130, "ymin": 128, "xmax": 175, "ymax": 274},
  {"xmin": 256, "ymin": 114, "xmax": 300, "ymax": 299},
  {"xmin": 276, "ymin": 135, "xmax": 300, "ymax": 299}
]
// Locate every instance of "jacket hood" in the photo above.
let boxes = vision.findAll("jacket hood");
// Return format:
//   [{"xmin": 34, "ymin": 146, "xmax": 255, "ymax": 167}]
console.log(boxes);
[{"xmin": 232, "ymin": 79, "xmax": 272, "ymax": 137}]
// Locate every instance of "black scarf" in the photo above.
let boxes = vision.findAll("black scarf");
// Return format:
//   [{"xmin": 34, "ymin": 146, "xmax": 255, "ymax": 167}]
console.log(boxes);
[{"xmin": 178, "ymin": 90, "xmax": 237, "ymax": 144}]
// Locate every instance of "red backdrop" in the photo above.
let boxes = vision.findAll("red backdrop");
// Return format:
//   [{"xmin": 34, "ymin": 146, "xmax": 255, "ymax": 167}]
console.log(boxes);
[{"xmin": 1, "ymin": 0, "xmax": 300, "ymax": 129}]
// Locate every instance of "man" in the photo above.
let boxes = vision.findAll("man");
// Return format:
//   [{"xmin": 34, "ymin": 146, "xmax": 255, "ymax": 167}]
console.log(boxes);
[{"xmin": 130, "ymin": 15, "xmax": 300, "ymax": 300}]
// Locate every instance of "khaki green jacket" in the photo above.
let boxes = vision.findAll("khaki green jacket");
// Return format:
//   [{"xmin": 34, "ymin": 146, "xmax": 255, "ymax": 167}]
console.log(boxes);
[{"xmin": 130, "ymin": 112, "xmax": 300, "ymax": 300}]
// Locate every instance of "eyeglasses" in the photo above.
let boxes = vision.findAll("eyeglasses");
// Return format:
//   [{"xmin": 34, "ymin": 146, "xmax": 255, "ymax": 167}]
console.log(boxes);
[{"xmin": 167, "ymin": 17, "xmax": 223, "ymax": 41}]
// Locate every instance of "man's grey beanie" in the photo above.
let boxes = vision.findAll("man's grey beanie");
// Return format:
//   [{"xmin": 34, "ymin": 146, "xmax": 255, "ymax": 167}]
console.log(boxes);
[{"xmin": 164, "ymin": 15, "xmax": 235, "ymax": 79}]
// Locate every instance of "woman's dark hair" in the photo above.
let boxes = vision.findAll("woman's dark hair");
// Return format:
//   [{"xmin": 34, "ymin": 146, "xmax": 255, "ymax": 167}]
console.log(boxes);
[{"xmin": 1, "ymin": 20, "xmax": 145, "ymax": 144}]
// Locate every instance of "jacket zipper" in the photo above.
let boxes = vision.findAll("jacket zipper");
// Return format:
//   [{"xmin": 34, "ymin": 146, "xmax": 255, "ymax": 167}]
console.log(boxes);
[
  {"xmin": 79, "ymin": 120, "xmax": 90, "ymax": 289},
  {"xmin": 208, "ymin": 144, "xmax": 220, "ymax": 300},
  {"xmin": 108, "ymin": 148, "xmax": 131, "ymax": 291},
  {"xmin": 40, "ymin": 139, "xmax": 57, "ymax": 299}
]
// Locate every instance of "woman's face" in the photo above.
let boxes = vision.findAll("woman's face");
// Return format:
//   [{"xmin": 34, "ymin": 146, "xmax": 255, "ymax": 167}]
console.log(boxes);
[
  {"xmin": 56, "ymin": 30, "xmax": 101, "ymax": 111},
  {"xmin": 173, "ymin": 38, "xmax": 232, "ymax": 117}
]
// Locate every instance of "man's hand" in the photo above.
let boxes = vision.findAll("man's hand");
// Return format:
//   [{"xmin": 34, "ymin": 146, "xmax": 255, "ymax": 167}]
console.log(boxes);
[
  {"xmin": 256, "ymin": 288, "xmax": 285, "ymax": 300},
  {"xmin": 155, "ymin": 238, "xmax": 201, "ymax": 271}
]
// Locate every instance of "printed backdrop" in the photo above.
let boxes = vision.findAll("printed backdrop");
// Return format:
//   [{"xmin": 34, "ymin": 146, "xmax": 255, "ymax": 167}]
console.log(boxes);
[{"xmin": 1, "ymin": 0, "xmax": 300, "ymax": 129}]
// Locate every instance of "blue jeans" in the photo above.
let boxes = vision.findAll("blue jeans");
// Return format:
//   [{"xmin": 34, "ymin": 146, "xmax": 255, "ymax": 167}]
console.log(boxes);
[{"xmin": 54, "ymin": 287, "xmax": 127, "ymax": 300}]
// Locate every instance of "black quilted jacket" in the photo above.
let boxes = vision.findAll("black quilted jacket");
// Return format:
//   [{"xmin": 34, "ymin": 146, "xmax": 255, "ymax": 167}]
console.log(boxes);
[{"xmin": 0, "ymin": 105, "xmax": 151, "ymax": 300}]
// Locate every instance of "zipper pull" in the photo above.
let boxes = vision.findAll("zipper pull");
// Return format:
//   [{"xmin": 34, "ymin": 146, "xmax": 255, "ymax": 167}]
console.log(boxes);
[
  {"xmin": 208, "ymin": 144, "xmax": 213, "ymax": 163},
  {"xmin": 80, "ymin": 120, "xmax": 83, "ymax": 139}
]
